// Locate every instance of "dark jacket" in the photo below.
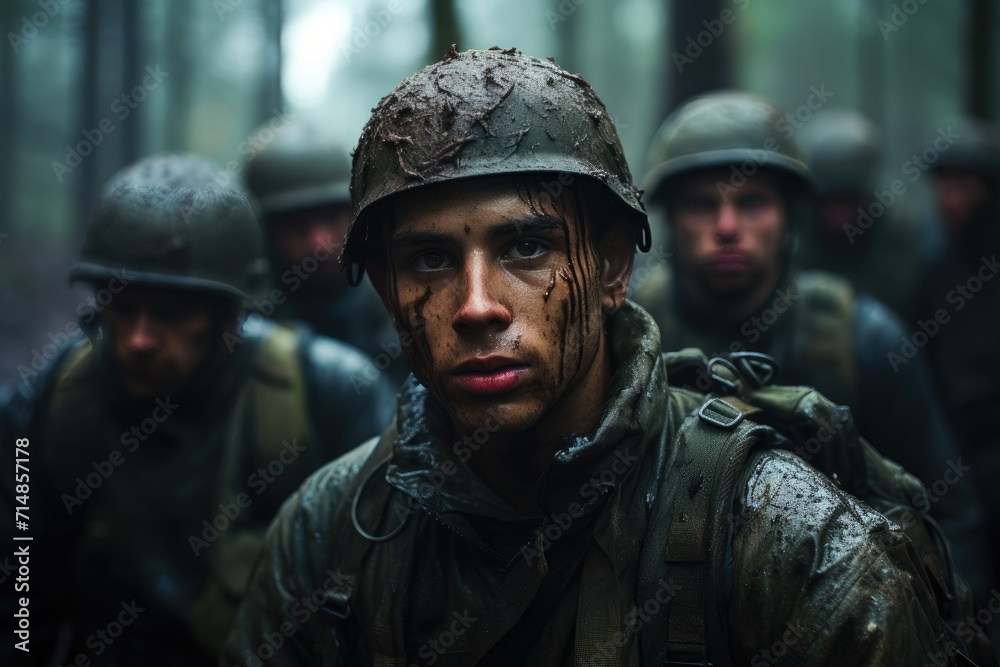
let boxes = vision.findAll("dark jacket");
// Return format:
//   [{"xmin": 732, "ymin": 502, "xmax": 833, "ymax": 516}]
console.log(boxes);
[
  {"xmin": 225, "ymin": 302, "xmax": 964, "ymax": 665},
  {"xmin": 0, "ymin": 319, "xmax": 395, "ymax": 666},
  {"xmin": 635, "ymin": 267, "xmax": 993, "ymax": 602}
]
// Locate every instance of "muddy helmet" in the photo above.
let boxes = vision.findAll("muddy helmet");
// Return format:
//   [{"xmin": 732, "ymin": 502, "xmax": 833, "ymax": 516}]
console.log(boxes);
[
  {"xmin": 70, "ymin": 153, "xmax": 268, "ymax": 302},
  {"xmin": 797, "ymin": 109, "xmax": 882, "ymax": 196},
  {"xmin": 243, "ymin": 119, "xmax": 352, "ymax": 216},
  {"xmin": 344, "ymin": 46, "xmax": 651, "ymax": 282},
  {"xmin": 644, "ymin": 91, "xmax": 813, "ymax": 205}
]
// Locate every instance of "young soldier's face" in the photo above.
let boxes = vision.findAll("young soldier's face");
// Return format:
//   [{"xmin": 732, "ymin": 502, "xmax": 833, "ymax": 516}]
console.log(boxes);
[
  {"xmin": 374, "ymin": 175, "xmax": 633, "ymax": 436},
  {"xmin": 670, "ymin": 169, "xmax": 786, "ymax": 307},
  {"xmin": 103, "ymin": 285, "xmax": 225, "ymax": 399}
]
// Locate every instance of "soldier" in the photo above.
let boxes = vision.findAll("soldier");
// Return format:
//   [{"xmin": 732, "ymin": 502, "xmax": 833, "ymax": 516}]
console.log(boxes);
[
  {"xmin": 0, "ymin": 155, "xmax": 394, "ymax": 665},
  {"xmin": 634, "ymin": 92, "xmax": 993, "ymax": 604},
  {"xmin": 243, "ymin": 120, "xmax": 409, "ymax": 389},
  {"xmin": 795, "ymin": 108, "xmax": 924, "ymax": 316},
  {"xmin": 225, "ymin": 50, "xmax": 990, "ymax": 665},
  {"xmin": 913, "ymin": 116, "xmax": 1000, "ymax": 614}
]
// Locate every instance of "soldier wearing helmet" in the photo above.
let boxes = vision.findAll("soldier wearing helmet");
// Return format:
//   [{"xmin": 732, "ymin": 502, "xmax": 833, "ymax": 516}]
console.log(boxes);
[
  {"xmin": 225, "ymin": 50, "xmax": 982, "ymax": 665},
  {"xmin": 911, "ymin": 116, "xmax": 1000, "ymax": 607},
  {"xmin": 635, "ymin": 92, "xmax": 993, "ymax": 607},
  {"xmin": 794, "ymin": 109, "xmax": 923, "ymax": 315},
  {"xmin": 243, "ymin": 120, "xmax": 408, "ymax": 389},
  {"xmin": 0, "ymin": 154, "xmax": 394, "ymax": 666}
]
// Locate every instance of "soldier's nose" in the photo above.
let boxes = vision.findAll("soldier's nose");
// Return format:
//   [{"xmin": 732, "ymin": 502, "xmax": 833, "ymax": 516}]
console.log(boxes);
[{"xmin": 452, "ymin": 254, "xmax": 512, "ymax": 333}]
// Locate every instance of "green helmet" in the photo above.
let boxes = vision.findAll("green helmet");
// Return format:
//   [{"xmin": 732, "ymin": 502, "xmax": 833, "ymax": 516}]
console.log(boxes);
[
  {"xmin": 70, "ymin": 154, "xmax": 268, "ymax": 301},
  {"xmin": 644, "ymin": 91, "xmax": 813, "ymax": 204},
  {"xmin": 344, "ymin": 46, "xmax": 650, "ymax": 280},
  {"xmin": 796, "ymin": 109, "xmax": 882, "ymax": 196},
  {"xmin": 930, "ymin": 115, "xmax": 1000, "ymax": 184},
  {"xmin": 243, "ymin": 119, "xmax": 352, "ymax": 216}
]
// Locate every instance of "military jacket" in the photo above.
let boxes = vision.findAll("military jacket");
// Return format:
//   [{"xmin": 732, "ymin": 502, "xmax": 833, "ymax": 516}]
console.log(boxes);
[{"xmin": 226, "ymin": 303, "xmax": 963, "ymax": 665}]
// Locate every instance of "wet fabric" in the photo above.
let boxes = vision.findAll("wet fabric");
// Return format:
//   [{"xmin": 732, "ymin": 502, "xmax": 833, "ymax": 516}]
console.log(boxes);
[
  {"xmin": 225, "ymin": 301, "xmax": 969, "ymax": 665},
  {"xmin": 635, "ymin": 265, "xmax": 994, "ymax": 602}
]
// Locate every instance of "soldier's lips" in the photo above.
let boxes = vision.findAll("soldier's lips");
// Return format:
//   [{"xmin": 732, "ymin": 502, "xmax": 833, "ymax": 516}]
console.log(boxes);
[
  {"xmin": 450, "ymin": 357, "xmax": 528, "ymax": 394},
  {"xmin": 708, "ymin": 252, "xmax": 749, "ymax": 271}
]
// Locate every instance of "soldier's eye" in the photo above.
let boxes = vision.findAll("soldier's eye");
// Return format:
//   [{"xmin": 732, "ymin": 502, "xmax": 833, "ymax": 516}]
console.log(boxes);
[
  {"xmin": 506, "ymin": 239, "xmax": 545, "ymax": 259},
  {"xmin": 412, "ymin": 250, "xmax": 450, "ymax": 272}
]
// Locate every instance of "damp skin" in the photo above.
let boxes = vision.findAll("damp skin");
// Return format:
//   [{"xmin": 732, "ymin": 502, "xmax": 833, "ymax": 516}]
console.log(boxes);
[{"xmin": 380, "ymin": 175, "xmax": 612, "ymax": 449}]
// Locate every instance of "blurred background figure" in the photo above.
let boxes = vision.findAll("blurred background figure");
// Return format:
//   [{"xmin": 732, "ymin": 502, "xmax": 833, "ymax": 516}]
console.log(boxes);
[
  {"xmin": 910, "ymin": 116, "xmax": 1000, "ymax": 608},
  {"xmin": 0, "ymin": 154, "xmax": 393, "ymax": 666},
  {"xmin": 243, "ymin": 118, "xmax": 409, "ymax": 388},
  {"xmin": 796, "ymin": 108, "xmax": 923, "ymax": 316},
  {"xmin": 635, "ymin": 91, "xmax": 994, "ymax": 606}
]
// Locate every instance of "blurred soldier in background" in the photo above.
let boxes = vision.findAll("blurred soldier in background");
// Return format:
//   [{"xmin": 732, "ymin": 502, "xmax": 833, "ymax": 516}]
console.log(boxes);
[
  {"xmin": 635, "ymin": 92, "xmax": 993, "ymax": 602},
  {"xmin": 0, "ymin": 155, "xmax": 394, "ymax": 666},
  {"xmin": 796, "ymin": 108, "xmax": 923, "ymax": 316},
  {"xmin": 243, "ymin": 119, "xmax": 410, "ymax": 390},
  {"xmin": 911, "ymin": 116, "xmax": 1000, "ymax": 606}
]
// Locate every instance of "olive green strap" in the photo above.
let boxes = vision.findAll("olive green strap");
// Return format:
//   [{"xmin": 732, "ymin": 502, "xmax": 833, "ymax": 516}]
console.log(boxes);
[{"xmin": 640, "ymin": 397, "xmax": 761, "ymax": 666}]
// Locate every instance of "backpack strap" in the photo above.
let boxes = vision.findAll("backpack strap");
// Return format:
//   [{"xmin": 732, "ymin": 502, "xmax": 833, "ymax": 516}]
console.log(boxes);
[{"xmin": 639, "ymin": 396, "xmax": 766, "ymax": 666}]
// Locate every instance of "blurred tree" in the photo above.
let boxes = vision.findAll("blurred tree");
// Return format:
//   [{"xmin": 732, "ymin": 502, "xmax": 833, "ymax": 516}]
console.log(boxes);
[
  {"xmin": 260, "ymin": 0, "xmax": 283, "ymax": 120},
  {"xmin": 165, "ymin": 0, "xmax": 194, "ymax": 150},
  {"xmin": 429, "ymin": 0, "xmax": 460, "ymax": 64},
  {"xmin": 121, "ymin": 0, "xmax": 142, "ymax": 166},
  {"xmin": 666, "ymin": 0, "xmax": 732, "ymax": 115},
  {"xmin": 969, "ymin": 0, "xmax": 994, "ymax": 118},
  {"xmin": 0, "ymin": 0, "xmax": 21, "ymax": 231}
]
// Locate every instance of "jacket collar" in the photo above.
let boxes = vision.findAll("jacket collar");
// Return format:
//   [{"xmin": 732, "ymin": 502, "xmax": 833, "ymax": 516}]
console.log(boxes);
[{"xmin": 383, "ymin": 300, "xmax": 668, "ymax": 562}]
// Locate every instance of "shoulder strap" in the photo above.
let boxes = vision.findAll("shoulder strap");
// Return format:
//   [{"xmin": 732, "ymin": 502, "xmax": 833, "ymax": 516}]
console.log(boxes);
[
  {"xmin": 792, "ymin": 272, "xmax": 857, "ymax": 408},
  {"xmin": 639, "ymin": 396, "xmax": 765, "ymax": 666},
  {"xmin": 249, "ymin": 324, "xmax": 314, "ymax": 503}
]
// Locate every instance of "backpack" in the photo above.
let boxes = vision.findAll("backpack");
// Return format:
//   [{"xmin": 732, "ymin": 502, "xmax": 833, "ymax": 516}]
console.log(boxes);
[{"xmin": 641, "ymin": 348, "xmax": 987, "ymax": 666}]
